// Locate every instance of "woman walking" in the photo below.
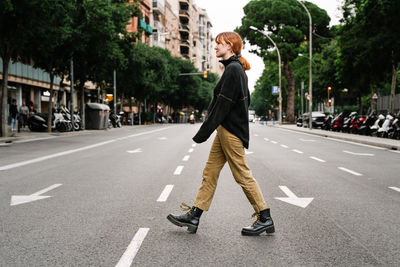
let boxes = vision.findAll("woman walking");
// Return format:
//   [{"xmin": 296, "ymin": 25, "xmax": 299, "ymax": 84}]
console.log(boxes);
[{"xmin": 167, "ymin": 32, "xmax": 274, "ymax": 236}]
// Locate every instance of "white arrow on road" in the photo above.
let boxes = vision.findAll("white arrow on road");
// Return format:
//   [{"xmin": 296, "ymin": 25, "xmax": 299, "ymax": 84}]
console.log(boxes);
[
  {"xmin": 275, "ymin": 186, "xmax": 313, "ymax": 208},
  {"xmin": 127, "ymin": 148, "xmax": 142, "ymax": 154},
  {"xmin": 11, "ymin": 184, "xmax": 62, "ymax": 206}
]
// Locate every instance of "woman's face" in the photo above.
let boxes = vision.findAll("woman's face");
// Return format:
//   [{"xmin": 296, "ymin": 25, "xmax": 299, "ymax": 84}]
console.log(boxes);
[{"xmin": 215, "ymin": 39, "xmax": 232, "ymax": 59}]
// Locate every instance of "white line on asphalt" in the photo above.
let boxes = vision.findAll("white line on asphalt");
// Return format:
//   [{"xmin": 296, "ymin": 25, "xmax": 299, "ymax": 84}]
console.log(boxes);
[
  {"xmin": 292, "ymin": 149, "xmax": 304, "ymax": 154},
  {"xmin": 182, "ymin": 155, "xmax": 190, "ymax": 161},
  {"xmin": 174, "ymin": 166, "xmax": 184, "ymax": 175},
  {"xmin": 310, "ymin": 156, "xmax": 326, "ymax": 162},
  {"xmin": 300, "ymin": 138, "xmax": 316, "ymax": 142},
  {"xmin": 115, "ymin": 228, "xmax": 149, "ymax": 267},
  {"xmin": 14, "ymin": 136, "xmax": 58, "ymax": 143},
  {"xmin": 338, "ymin": 167, "xmax": 363, "ymax": 176},
  {"xmin": 389, "ymin": 186, "xmax": 400, "ymax": 193},
  {"xmin": 280, "ymin": 144, "xmax": 288, "ymax": 148},
  {"xmin": 188, "ymin": 148, "xmax": 194, "ymax": 153},
  {"xmin": 326, "ymin": 138, "xmax": 385, "ymax": 150},
  {"xmin": 157, "ymin": 185, "xmax": 174, "ymax": 202},
  {"xmin": 390, "ymin": 150, "xmax": 400, "ymax": 154},
  {"xmin": 343, "ymin": 150, "xmax": 374, "ymax": 156},
  {"xmin": 254, "ymin": 134, "xmax": 259, "ymax": 137},
  {"xmin": 264, "ymin": 138, "xmax": 269, "ymax": 141},
  {"xmin": 0, "ymin": 127, "xmax": 173, "ymax": 171},
  {"xmin": 192, "ymin": 144, "xmax": 196, "ymax": 147},
  {"xmin": 270, "ymin": 141, "xmax": 278, "ymax": 144}
]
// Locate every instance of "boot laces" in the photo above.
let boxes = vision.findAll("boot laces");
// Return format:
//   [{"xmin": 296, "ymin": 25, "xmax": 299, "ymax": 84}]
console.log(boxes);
[
  {"xmin": 180, "ymin": 203, "xmax": 192, "ymax": 214},
  {"xmin": 251, "ymin": 212, "xmax": 260, "ymax": 226}
]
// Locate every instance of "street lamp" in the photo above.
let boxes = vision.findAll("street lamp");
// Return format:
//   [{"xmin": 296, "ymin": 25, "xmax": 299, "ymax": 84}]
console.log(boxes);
[
  {"xmin": 297, "ymin": 0, "xmax": 313, "ymax": 129},
  {"xmin": 249, "ymin": 26, "xmax": 282, "ymax": 125}
]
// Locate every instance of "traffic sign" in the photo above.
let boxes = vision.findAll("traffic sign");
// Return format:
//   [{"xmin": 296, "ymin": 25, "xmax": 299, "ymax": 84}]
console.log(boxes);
[
  {"xmin": 272, "ymin": 86, "xmax": 279, "ymax": 95},
  {"xmin": 372, "ymin": 93, "xmax": 378, "ymax": 100}
]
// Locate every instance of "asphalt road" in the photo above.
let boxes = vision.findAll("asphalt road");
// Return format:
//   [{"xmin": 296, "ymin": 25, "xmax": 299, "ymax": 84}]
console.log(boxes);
[{"xmin": 0, "ymin": 124, "xmax": 399, "ymax": 266}]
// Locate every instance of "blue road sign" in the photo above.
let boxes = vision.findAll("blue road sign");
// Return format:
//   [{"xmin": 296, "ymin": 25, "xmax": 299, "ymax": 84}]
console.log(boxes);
[{"xmin": 272, "ymin": 86, "xmax": 279, "ymax": 95}]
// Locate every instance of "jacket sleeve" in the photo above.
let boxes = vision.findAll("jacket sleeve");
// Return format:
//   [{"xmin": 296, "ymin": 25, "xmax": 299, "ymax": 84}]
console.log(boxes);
[{"xmin": 193, "ymin": 65, "xmax": 240, "ymax": 143}]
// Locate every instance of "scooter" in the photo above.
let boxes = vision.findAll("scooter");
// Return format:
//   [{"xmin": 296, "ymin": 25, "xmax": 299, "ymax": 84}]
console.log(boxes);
[
  {"xmin": 27, "ymin": 113, "xmax": 47, "ymax": 131},
  {"xmin": 109, "ymin": 110, "xmax": 122, "ymax": 128},
  {"xmin": 341, "ymin": 111, "xmax": 357, "ymax": 133},
  {"xmin": 331, "ymin": 112, "xmax": 345, "ymax": 132},
  {"xmin": 371, "ymin": 114, "xmax": 386, "ymax": 137},
  {"xmin": 389, "ymin": 112, "xmax": 400, "ymax": 139},
  {"xmin": 377, "ymin": 113, "xmax": 394, "ymax": 138},
  {"xmin": 359, "ymin": 111, "xmax": 377, "ymax": 136},
  {"xmin": 322, "ymin": 115, "xmax": 333, "ymax": 130}
]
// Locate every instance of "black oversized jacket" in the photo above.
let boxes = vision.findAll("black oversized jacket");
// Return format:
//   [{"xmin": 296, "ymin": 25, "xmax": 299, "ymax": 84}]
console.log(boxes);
[{"xmin": 192, "ymin": 56, "xmax": 251, "ymax": 148}]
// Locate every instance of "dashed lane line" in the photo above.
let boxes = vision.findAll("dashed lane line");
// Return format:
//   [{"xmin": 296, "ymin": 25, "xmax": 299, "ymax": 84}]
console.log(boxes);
[
  {"xmin": 157, "ymin": 185, "xmax": 174, "ymax": 202},
  {"xmin": 280, "ymin": 144, "xmax": 288, "ymax": 148},
  {"xmin": 174, "ymin": 166, "xmax": 184, "ymax": 175},
  {"xmin": 338, "ymin": 167, "xmax": 363, "ymax": 176},
  {"xmin": 310, "ymin": 156, "xmax": 326, "ymax": 162},
  {"xmin": 389, "ymin": 186, "xmax": 400, "ymax": 193},
  {"xmin": 292, "ymin": 149, "xmax": 304, "ymax": 154},
  {"xmin": 343, "ymin": 150, "xmax": 374, "ymax": 156},
  {"xmin": 188, "ymin": 148, "xmax": 194, "ymax": 153},
  {"xmin": 115, "ymin": 228, "xmax": 149, "ymax": 267},
  {"xmin": 182, "ymin": 155, "xmax": 190, "ymax": 161},
  {"xmin": 270, "ymin": 141, "xmax": 278, "ymax": 144},
  {"xmin": 264, "ymin": 138, "xmax": 269, "ymax": 141},
  {"xmin": 192, "ymin": 144, "xmax": 197, "ymax": 147}
]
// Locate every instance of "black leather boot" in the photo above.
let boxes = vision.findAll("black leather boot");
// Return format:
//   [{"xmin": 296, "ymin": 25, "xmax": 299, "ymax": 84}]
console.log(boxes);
[
  {"xmin": 167, "ymin": 203, "xmax": 203, "ymax": 233},
  {"xmin": 241, "ymin": 209, "xmax": 275, "ymax": 236}
]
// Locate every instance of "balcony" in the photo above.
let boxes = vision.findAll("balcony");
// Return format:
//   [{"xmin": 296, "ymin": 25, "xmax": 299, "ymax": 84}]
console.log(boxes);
[
  {"xmin": 179, "ymin": 24, "xmax": 190, "ymax": 33},
  {"xmin": 179, "ymin": 0, "xmax": 189, "ymax": 4},
  {"xmin": 152, "ymin": 0, "xmax": 164, "ymax": 16},
  {"xmin": 180, "ymin": 39, "xmax": 190, "ymax": 46},
  {"xmin": 179, "ymin": 10, "xmax": 190, "ymax": 18}
]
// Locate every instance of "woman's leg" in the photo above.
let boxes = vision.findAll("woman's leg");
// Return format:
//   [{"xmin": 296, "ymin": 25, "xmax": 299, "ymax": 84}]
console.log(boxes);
[
  {"xmin": 193, "ymin": 127, "xmax": 227, "ymax": 211},
  {"xmin": 219, "ymin": 126, "xmax": 267, "ymax": 212}
]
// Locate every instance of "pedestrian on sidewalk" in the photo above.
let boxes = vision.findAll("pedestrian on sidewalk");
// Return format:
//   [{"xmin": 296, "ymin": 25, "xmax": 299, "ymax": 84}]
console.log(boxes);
[
  {"xmin": 167, "ymin": 32, "xmax": 275, "ymax": 236},
  {"xmin": 18, "ymin": 101, "xmax": 29, "ymax": 131},
  {"xmin": 9, "ymin": 99, "xmax": 18, "ymax": 133}
]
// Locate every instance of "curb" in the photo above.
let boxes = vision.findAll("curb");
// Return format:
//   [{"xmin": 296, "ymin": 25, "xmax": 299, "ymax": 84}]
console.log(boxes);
[{"xmin": 273, "ymin": 125, "xmax": 400, "ymax": 151}]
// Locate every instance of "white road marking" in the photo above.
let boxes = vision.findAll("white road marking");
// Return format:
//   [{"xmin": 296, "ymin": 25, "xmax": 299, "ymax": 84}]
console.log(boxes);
[
  {"xmin": 389, "ymin": 186, "xmax": 400, "ymax": 193},
  {"xmin": 264, "ymin": 138, "xmax": 269, "ymax": 141},
  {"xmin": 280, "ymin": 144, "xmax": 288, "ymax": 148},
  {"xmin": 310, "ymin": 156, "xmax": 326, "ymax": 162},
  {"xmin": 127, "ymin": 148, "xmax": 142, "ymax": 154},
  {"xmin": 338, "ymin": 167, "xmax": 363, "ymax": 176},
  {"xmin": 157, "ymin": 185, "xmax": 174, "ymax": 202},
  {"xmin": 270, "ymin": 141, "xmax": 278, "ymax": 144},
  {"xmin": 115, "ymin": 228, "xmax": 149, "ymax": 267},
  {"xmin": 275, "ymin": 186, "xmax": 314, "ymax": 208},
  {"xmin": 326, "ymin": 138, "xmax": 385, "ymax": 150},
  {"xmin": 11, "ymin": 184, "xmax": 62, "ymax": 206},
  {"xmin": 188, "ymin": 148, "xmax": 194, "ymax": 153},
  {"xmin": 0, "ymin": 127, "xmax": 173, "ymax": 171},
  {"xmin": 182, "ymin": 155, "xmax": 190, "ymax": 161},
  {"xmin": 192, "ymin": 144, "xmax": 196, "ymax": 147},
  {"xmin": 390, "ymin": 150, "xmax": 400, "ymax": 154},
  {"xmin": 158, "ymin": 137, "xmax": 167, "ymax": 140},
  {"xmin": 292, "ymin": 149, "xmax": 304, "ymax": 154},
  {"xmin": 300, "ymin": 138, "xmax": 316, "ymax": 142},
  {"xmin": 343, "ymin": 150, "xmax": 374, "ymax": 156},
  {"xmin": 174, "ymin": 166, "xmax": 184, "ymax": 175},
  {"xmin": 245, "ymin": 151, "xmax": 254, "ymax": 155},
  {"xmin": 254, "ymin": 134, "xmax": 259, "ymax": 137}
]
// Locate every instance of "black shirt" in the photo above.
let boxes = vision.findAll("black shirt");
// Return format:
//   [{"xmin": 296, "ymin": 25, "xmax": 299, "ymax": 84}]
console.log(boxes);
[
  {"xmin": 193, "ymin": 56, "xmax": 251, "ymax": 148},
  {"xmin": 10, "ymin": 104, "xmax": 18, "ymax": 118}
]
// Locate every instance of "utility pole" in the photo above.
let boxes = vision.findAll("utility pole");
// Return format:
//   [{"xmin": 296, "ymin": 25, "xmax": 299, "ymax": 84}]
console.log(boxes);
[{"xmin": 70, "ymin": 58, "xmax": 75, "ymax": 131}]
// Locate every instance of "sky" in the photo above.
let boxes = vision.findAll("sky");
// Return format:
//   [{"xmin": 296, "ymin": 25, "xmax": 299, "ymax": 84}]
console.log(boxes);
[{"xmin": 195, "ymin": 0, "xmax": 343, "ymax": 92}]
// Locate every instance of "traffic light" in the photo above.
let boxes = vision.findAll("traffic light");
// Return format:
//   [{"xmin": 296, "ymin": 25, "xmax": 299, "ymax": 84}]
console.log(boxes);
[
  {"xmin": 328, "ymin": 98, "xmax": 332, "ymax": 107},
  {"xmin": 328, "ymin": 86, "xmax": 332, "ymax": 93},
  {"xmin": 106, "ymin": 94, "xmax": 113, "ymax": 102},
  {"xmin": 203, "ymin": 70, "xmax": 207, "ymax": 79}
]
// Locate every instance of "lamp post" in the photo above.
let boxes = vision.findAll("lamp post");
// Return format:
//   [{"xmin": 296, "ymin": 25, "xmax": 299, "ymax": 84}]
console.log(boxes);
[
  {"xmin": 249, "ymin": 26, "xmax": 282, "ymax": 125},
  {"xmin": 297, "ymin": 0, "xmax": 313, "ymax": 129}
]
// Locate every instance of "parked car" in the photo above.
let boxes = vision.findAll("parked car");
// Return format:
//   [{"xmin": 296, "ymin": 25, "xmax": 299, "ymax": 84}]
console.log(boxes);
[{"xmin": 301, "ymin": 112, "xmax": 326, "ymax": 128}]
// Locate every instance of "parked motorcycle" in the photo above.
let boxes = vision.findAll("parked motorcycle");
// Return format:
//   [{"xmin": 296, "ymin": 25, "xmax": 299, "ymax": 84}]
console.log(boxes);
[
  {"xmin": 359, "ymin": 111, "xmax": 377, "ymax": 136},
  {"xmin": 322, "ymin": 115, "xmax": 333, "ymax": 130},
  {"xmin": 331, "ymin": 112, "xmax": 345, "ymax": 132},
  {"xmin": 371, "ymin": 114, "xmax": 386, "ymax": 137},
  {"xmin": 109, "ymin": 110, "xmax": 122, "ymax": 128}
]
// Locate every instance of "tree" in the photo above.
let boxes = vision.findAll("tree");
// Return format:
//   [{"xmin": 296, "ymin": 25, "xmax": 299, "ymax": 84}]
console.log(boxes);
[{"xmin": 237, "ymin": 0, "xmax": 330, "ymax": 122}]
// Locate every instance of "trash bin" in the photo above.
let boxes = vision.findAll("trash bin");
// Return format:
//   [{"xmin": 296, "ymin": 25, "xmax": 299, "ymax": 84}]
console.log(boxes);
[{"xmin": 85, "ymin": 103, "xmax": 110, "ymax": 129}]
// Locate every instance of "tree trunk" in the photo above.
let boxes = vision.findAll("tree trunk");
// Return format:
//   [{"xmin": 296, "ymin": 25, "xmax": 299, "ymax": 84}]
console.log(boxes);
[
  {"xmin": 389, "ymin": 63, "xmax": 398, "ymax": 114},
  {"xmin": 79, "ymin": 83, "xmax": 86, "ymax": 129},
  {"xmin": 370, "ymin": 84, "xmax": 375, "ymax": 112},
  {"xmin": 1, "ymin": 54, "xmax": 11, "ymax": 137},
  {"xmin": 128, "ymin": 97, "xmax": 133, "ymax": 125},
  {"xmin": 47, "ymin": 72, "xmax": 55, "ymax": 132},
  {"xmin": 283, "ymin": 62, "xmax": 296, "ymax": 122},
  {"xmin": 138, "ymin": 100, "xmax": 142, "ymax": 125}
]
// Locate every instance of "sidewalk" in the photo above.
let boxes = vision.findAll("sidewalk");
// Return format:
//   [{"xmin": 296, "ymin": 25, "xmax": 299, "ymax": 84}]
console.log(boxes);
[{"xmin": 267, "ymin": 123, "xmax": 400, "ymax": 151}]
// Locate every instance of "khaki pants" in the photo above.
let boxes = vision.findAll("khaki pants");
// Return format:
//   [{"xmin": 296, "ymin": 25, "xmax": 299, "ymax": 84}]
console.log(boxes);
[{"xmin": 194, "ymin": 126, "xmax": 267, "ymax": 212}]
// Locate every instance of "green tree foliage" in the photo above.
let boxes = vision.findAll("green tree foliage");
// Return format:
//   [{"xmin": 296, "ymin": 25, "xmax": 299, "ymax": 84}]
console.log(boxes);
[{"xmin": 237, "ymin": 0, "xmax": 330, "ymax": 122}]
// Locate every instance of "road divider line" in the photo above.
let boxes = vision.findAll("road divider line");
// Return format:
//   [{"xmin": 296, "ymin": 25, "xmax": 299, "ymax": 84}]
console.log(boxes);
[
  {"xmin": 182, "ymin": 155, "xmax": 190, "ymax": 161},
  {"xmin": 174, "ymin": 166, "xmax": 184, "ymax": 175},
  {"xmin": 292, "ymin": 149, "xmax": 303, "ymax": 154},
  {"xmin": 310, "ymin": 156, "xmax": 326, "ymax": 162},
  {"xmin": 0, "ymin": 127, "xmax": 173, "ymax": 171},
  {"xmin": 157, "ymin": 185, "xmax": 174, "ymax": 202},
  {"xmin": 389, "ymin": 186, "xmax": 400, "ymax": 193},
  {"xmin": 326, "ymin": 138, "xmax": 385, "ymax": 150},
  {"xmin": 192, "ymin": 144, "xmax": 196, "ymax": 147},
  {"xmin": 188, "ymin": 148, "xmax": 194, "ymax": 153},
  {"xmin": 300, "ymin": 138, "xmax": 316, "ymax": 142},
  {"xmin": 280, "ymin": 144, "xmax": 288, "ymax": 148},
  {"xmin": 115, "ymin": 228, "xmax": 149, "ymax": 267},
  {"xmin": 270, "ymin": 141, "xmax": 278, "ymax": 144},
  {"xmin": 338, "ymin": 167, "xmax": 362, "ymax": 176},
  {"xmin": 264, "ymin": 138, "xmax": 269, "ymax": 141},
  {"xmin": 343, "ymin": 150, "xmax": 374, "ymax": 156}
]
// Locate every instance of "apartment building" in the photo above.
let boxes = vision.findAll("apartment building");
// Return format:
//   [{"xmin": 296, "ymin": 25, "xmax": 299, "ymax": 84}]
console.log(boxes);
[{"xmin": 127, "ymin": 0, "xmax": 153, "ymax": 46}]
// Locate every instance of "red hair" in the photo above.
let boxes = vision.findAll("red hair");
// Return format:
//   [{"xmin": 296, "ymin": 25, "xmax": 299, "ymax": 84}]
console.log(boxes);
[{"xmin": 215, "ymin": 32, "xmax": 250, "ymax": 71}]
